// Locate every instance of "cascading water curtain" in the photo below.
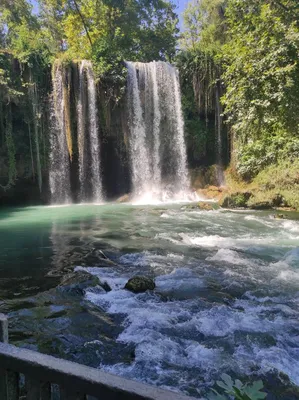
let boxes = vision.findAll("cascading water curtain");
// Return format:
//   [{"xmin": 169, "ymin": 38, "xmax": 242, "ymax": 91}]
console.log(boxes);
[
  {"xmin": 126, "ymin": 61, "xmax": 151, "ymax": 197},
  {"xmin": 126, "ymin": 61, "xmax": 190, "ymax": 201},
  {"xmin": 49, "ymin": 61, "xmax": 72, "ymax": 204},
  {"xmin": 77, "ymin": 61, "xmax": 103, "ymax": 203}
]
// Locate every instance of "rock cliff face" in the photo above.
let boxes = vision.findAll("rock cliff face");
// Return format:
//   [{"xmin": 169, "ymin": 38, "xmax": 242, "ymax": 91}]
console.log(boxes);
[{"xmin": 0, "ymin": 59, "xmax": 131, "ymax": 205}]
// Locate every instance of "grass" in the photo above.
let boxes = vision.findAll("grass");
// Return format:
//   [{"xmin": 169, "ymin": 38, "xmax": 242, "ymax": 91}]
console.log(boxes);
[{"xmin": 223, "ymin": 159, "xmax": 299, "ymax": 210}]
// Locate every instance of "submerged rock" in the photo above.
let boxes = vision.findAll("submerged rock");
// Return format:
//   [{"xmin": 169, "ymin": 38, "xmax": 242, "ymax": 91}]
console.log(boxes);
[
  {"xmin": 124, "ymin": 276, "xmax": 155, "ymax": 293},
  {"xmin": 274, "ymin": 213, "xmax": 285, "ymax": 219},
  {"xmin": 197, "ymin": 201, "xmax": 220, "ymax": 211},
  {"xmin": 59, "ymin": 271, "xmax": 98, "ymax": 290},
  {"xmin": 59, "ymin": 270, "xmax": 111, "ymax": 294},
  {"xmin": 184, "ymin": 202, "xmax": 220, "ymax": 211},
  {"xmin": 101, "ymin": 281, "xmax": 112, "ymax": 292},
  {"xmin": 83, "ymin": 248, "xmax": 117, "ymax": 267}
]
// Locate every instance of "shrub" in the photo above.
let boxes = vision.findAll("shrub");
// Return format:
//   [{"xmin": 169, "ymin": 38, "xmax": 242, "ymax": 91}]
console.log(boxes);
[{"xmin": 208, "ymin": 374, "xmax": 267, "ymax": 400}]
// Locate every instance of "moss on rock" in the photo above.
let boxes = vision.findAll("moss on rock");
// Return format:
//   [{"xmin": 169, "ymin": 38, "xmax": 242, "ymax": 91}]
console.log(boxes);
[
  {"xmin": 125, "ymin": 276, "xmax": 155, "ymax": 293},
  {"xmin": 220, "ymin": 192, "xmax": 252, "ymax": 208}
]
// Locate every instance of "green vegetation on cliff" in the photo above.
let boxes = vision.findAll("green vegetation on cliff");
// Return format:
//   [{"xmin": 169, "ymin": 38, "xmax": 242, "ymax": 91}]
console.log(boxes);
[
  {"xmin": 180, "ymin": 0, "xmax": 299, "ymax": 208},
  {"xmin": 222, "ymin": 0, "xmax": 299, "ymax": 179},
  {"xmin": 0, "ymin": 0, "xmax": 178, "ymax": 202},
  {"xmin": 1, "ymin": 0, "xmax": 299, "ymax": 206}
]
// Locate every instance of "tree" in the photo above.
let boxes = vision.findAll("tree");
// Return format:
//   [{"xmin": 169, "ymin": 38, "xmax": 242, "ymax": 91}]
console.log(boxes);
[
  {"xmin": 178, "ymin": 0, "xmax": 227, "ymax": 167},
  {"xmin": 37, "ymin": 0, "xmax": 179, "ymax": 76},
  {"xmin": 222, "ymin": 0, "xmax": 299, "ymax": 177}
]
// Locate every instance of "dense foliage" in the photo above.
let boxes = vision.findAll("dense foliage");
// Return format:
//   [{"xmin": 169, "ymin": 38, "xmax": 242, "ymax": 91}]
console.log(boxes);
[
  {"xmin": 1, "ymin": 0, "xmax": 178, "ymax": 76},
  {"xmin": 180, "ymin": 0, "xmax": 299, "ymax": 179},
  {"xmin": 223, "ymin": 0, "xmax": 299, "ymax": 178},
  {"xmin": 178, "ymin": 0, "xmax": 227, "ymax": 168}
]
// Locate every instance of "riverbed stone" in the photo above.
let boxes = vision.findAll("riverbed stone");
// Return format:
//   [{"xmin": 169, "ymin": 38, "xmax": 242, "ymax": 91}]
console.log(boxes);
[
  {"xmin": 116, "ymin": 194, "xmax": 130, "ymax": 203},
  {"xmin": 184, "ymin": 202, "xmax": 220, "ymax": 211},
  {"xmin": 58, "ymin": 271, "xmax": 104, "ymax": 295},
  {"xmin": 60, "ymin": 271, "xmax": 97, "ymax": 287},
  {"xmin": 197, "ymin": 201, "xmax": 220, "ymax": 211},
  {"xmin": 124, "ymin": 276, "xmax": 155, "ymax": 293},
  {"xmin": 274, "ymin": 213, "xmax": 285, "ymax": 219}
]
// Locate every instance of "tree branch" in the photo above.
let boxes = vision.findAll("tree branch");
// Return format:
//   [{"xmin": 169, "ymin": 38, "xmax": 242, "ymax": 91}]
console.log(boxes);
[{"xmin": 71, "ymin": 0, "xmax": 93, "ymax": 48}]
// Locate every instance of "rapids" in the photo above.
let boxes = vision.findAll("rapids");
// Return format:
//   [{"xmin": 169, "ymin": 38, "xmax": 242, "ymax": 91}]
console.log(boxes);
[{"xmin": 0, "ymin": 204, "xmax": 298, "ymax": 398}]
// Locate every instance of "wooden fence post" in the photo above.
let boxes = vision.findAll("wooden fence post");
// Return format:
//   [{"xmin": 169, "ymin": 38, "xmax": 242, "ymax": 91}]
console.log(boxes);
[
  {"xmin": 0, "ymin": 314, "xmax": 8, "ymax": 344},
  {"xmin": 0, "ymin": 314, "xmax": 19, "ymax": 400},
  {"xmin": 0, "ymin": 314, "xmax": 9, "ymax": 400}
]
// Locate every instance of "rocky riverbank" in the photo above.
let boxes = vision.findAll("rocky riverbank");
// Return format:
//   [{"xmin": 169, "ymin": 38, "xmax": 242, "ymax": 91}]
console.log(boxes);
[{"xmin": 191, "ymin": 162, "xmax": 299, "ymax": 211}]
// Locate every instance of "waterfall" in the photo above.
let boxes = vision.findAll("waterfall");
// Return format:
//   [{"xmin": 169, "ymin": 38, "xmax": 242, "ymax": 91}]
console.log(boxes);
[
  {"xmin": 126, "ymin": 62, "xmax": 151, "ymax": 197},
  {"xmin": 169, "ymin": 64, "xmax": 190, "ymax": 193},
  {"xmin": 28, "ymin": 69, "xmax": 42, "ymax": 192},
  {"xmin": 49, "ymin": 62, "xmax": 71, "ymax": 204},
  {"xmin": 148, "ymin": 62, "xmax": 161, "ymax": 191},
  {"xmin": 215, "ymin": 82, "xmax": 225, "ymax": 185},
  {"xmin": 77, "ymin": 61, "xmax": 102, "ymax": 202},
  {"xmin": 126, "ymin": 61, "xmax": 190, "ymax": 201},
  {"xmin": 77, "ymin": 62, "xmax": 88, "ymax": 201},
  {"xmin": 49, "ymin": 59, "xmax": 190, "ymax": 204},
  {"xmin": 85, "ymin": 62, "xmax": 102, "ymax": 202}
]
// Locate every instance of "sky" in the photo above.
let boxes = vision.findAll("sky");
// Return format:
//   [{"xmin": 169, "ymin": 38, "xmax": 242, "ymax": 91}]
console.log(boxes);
[{"xmin": 29, "ymin": 0, "xmax": 189, "ymax": 30}]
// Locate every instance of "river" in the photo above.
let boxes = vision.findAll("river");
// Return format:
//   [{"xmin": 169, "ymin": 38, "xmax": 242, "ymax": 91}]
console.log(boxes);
[{"xmin": 0, "ymin": 204, "xmax": 298, "ymax": 398}]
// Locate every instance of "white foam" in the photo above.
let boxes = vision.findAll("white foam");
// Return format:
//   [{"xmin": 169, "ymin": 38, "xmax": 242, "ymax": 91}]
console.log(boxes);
[
  {"xmin": 276, "ymin": 247, "xmax": 299, "ymax": 267},
  {"xmin": 281, "ymin": 220, "xmax": 299, "ymax": 233},
  {"xmin": 155, "ymin": 268, "xmax": 205, "ymax": 298},
  {"xmin": 180, "ymin": 234, "xmax": 235, "ymax": 248},
  {"xmin": 131, "ymin": 191, "xmax": 200, "ymax": 206},
  {"xmin": 269, "ymin": 248, "xmax": 299, "ymax": 283},
  {"xmin": 160, "ymin": 213, "xmax": 170, "ymax": 219},
  {"xmin": 206, "ymin": 249, "xmax": 252, "ymax": 265},
  {"xmin": 187, "ymin": 307, "xmax": 276, "ymax": 337},
  {"xmin": 234, "ymin": 344, "xmax": 299, "ymax": 386},
  {"xmin": 72, "ymin": 208, "xmax": 299, "ymax": 396},
  {"xmin": 79, "ymin": 261, "xmax": 299, "ymax": 395},
  {"xmin": 244, "ymin": 215, "xmax": 275, "ymax": 227}
]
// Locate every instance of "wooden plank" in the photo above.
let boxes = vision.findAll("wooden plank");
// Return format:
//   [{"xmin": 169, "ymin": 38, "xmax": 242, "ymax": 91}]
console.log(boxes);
[
  {"xmin": 7, "ymin": 370, "xmax": 19, "ymax": 400},
  {"xmin": 0, "ymin": 316, "xmax": 9, "ymax": 400},
  {"xmin": 60, "ymin": 386, "xmax": 86, "ymax": 400},
  {"xmin": 26, "ymin": 376, "xmax": 40, "ymax": 400},
  {"xmin": 0, "ymin": 368, "xmax": 8, "ymax": 400},
  {"xmin": 0, "ymin": 342, "xmax": 195, "ymax": 400},
  {"xmin": 40, "ymin": 381, "xmax": 52, "ymax": 400}
]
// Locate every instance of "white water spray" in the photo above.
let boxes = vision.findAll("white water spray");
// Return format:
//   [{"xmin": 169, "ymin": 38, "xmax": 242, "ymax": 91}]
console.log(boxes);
[
  {"xmin": 126, "ymin": 61, "xmax": 191, "ymax": 202},
  {"xmin": 49, "ymin": 62, "xmax": 71, "ymax": 204},
  {"xmin": 77, "ymin": 61, "xmax": 102, "ymax": 202}
]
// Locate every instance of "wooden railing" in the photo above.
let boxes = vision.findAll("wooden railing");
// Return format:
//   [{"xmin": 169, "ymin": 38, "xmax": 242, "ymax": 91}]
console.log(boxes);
[{"xmin": 0, "ymin": 314, "xmax": 195, "ymax": 400}]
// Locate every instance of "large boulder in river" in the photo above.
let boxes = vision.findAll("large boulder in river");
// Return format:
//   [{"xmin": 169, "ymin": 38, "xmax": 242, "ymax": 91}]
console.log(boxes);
[{"xmin": 125, "ymin": 276, "xmax": 155, "ymax": 293}]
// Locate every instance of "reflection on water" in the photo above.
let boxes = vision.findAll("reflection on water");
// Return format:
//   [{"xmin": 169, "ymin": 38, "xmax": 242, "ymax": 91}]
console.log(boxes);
[{"xmin": 0, "ymin": 204, "xmax": 299, "ymax": 398}]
